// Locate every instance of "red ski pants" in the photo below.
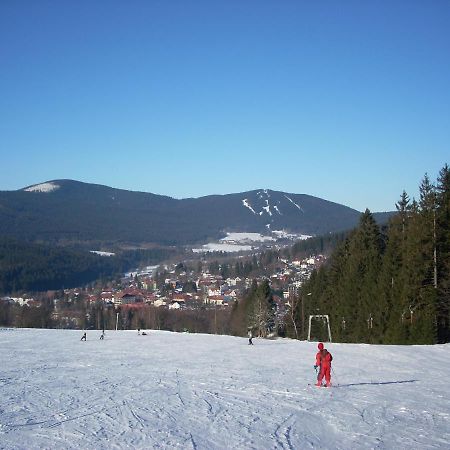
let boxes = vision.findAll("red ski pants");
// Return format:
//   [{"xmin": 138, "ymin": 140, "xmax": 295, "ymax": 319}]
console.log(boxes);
[{"xmin": 317, "ymin": 365, "xmax": 331, "ymax": 386}]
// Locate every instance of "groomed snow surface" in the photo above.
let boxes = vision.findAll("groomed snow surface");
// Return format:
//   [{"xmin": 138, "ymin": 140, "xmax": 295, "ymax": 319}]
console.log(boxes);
[{"xmin": 1, "ymin": 329, "xmax": 449, "ymax": 450}]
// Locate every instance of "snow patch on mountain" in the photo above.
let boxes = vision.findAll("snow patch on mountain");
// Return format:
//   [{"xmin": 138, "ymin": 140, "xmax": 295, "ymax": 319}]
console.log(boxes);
[
  {"xmin": 242, "ymin": 191, "xmax": 307, "ymax": 218},
  {"xmin": 257, "ymin": 189, "xmax": 270, "ymax": 200},
  {"xmin": 272, "ymin": 230, "xmax": 311, "ymax": 240},
  {"xmin": 242, "ymin": 198, "xmax": 256, "ymax": 214},
  {"xmin": 192, "ymin": 232, "xmax": 275, "ymax": 253},
  {"xmin": 24, "ymin": 182, "xmax": 60, "ymax": 193},
  {"xmin": 262, "ymin": 200, "xmax": 272, "ymax": 216},
  {"xmin": 221, "ymin": 232, "xmax": 275, "ymax": 243},
  {"xmin": 90, "ymin": 250, "xmax": 115, "ymax": 257},
  {"xmin": 273, "ymin": 205, "xmax": 282, "ymax": 215},
  {"xmin": 193, "ymin": 243, "xmax": 253, "ymax": 253},
  {"xmin": 192, "ymin": 231, "xmax": 311, "ymax": 253},
  {"xmin": 284, "ymin": 194, "xmax": 304, "ymax": 212}
]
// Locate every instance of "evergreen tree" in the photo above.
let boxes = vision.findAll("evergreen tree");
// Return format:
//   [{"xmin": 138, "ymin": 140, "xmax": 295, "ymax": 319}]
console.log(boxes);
[
  {"xmin": 346, "ymin": 210, "xmax": 383, "ymax": 342},
  {"xmin": 380, "ymin": 192, "xmax": 411, "ymax": 343},
  {"xmin": 323, "ymin": 240, "xmax": 352, "ymax": 342},
  {"xmin": 436, "ymin": 164, "xmax": 450, "ymax": 342},
  {"xmin": 408, "ymin": 175, "xmax": 438, "ymax": 343},
  {"xmin": 301, "ymin": 210, "xmax": 383, "ymax": 343}
]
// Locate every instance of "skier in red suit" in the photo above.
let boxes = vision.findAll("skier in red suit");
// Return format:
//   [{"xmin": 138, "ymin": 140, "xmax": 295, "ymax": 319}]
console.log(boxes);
[{"xmin": 315, "ymin": 342, "xmax": 333, "ymax": 387}]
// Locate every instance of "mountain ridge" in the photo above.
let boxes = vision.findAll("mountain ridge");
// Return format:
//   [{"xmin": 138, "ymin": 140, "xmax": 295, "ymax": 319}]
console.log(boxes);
[{"xmin": 0, "ymin": 179, "xmax": 394, "ymax": 246}]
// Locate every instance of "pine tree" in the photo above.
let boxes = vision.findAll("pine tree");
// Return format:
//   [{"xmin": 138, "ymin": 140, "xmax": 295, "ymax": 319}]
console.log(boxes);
[
  {"xmin": 300, "ymin": 211, "xmax": 383, "ymax": 343},
  {"xmin": 321, "ymin": 242, "xmax": 349, "ymax": 342},
  {"xmin": 398, "ymin": 176, "xmax": 438, "ymax": 344},
  {"xmin": 380, "ymin": 192, "xmax": 411, "ymax": 344},
  {"xmin": 436, "ymin": 164, "xmax": 450, "ymax": 342},
  {"xmin": 348, "ymin": 210, "xmax": 383, "ymax": 342}
]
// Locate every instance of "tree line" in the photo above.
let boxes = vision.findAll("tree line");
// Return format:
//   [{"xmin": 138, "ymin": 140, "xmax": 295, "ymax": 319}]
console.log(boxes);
[
  {"xmin": 295, "ymin": 164, "xmax": 450, "ymax": 344},
  {"xmin": 0, "ymin": 239, "xmax": 177, "ymax": 294}
]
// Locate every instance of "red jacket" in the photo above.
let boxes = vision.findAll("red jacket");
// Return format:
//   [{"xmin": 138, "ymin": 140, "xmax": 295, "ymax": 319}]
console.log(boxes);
[{"xmin": 315, "ymin": 349, "xmax": 332, "ymax": 367}]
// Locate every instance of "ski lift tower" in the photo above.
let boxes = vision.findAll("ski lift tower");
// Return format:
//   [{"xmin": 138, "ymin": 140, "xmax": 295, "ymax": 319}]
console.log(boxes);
[{"xmin": 308, "ymin": 314, "xmax": 332, "ymax": 342}]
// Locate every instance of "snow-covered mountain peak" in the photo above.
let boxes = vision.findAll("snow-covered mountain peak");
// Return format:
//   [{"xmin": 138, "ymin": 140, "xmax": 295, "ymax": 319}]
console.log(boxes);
[{"xmin": 24, "ymin": 182, "xmax": 60, "ymax": 193}]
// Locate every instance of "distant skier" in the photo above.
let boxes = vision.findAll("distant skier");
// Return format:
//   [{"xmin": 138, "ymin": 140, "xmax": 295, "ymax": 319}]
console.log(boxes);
[
  {"xmin": 81, "ymin": 332, "xmax": 87, "ymax": 341},
  {"xmin": 314, "ymin": 342, "xmax": 333, "ymax": 387},
  {"xmin": 100, "ymin": 331, "xmax": 105, "ymax": 340},
  {"xmin": 248, "ymin": 329, "xmax": 253, "ymax": 345}
]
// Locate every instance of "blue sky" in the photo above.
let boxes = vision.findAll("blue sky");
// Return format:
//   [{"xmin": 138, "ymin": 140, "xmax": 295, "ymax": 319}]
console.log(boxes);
[{"xmin": 1, "ymin": 1, "xmax": 449, "ymax": 212}]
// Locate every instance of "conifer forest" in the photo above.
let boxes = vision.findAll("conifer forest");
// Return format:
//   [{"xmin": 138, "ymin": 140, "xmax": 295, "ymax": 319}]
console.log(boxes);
[{"xmin": 297, "ymin": 164, "xmax": 450, "ymax": 344}]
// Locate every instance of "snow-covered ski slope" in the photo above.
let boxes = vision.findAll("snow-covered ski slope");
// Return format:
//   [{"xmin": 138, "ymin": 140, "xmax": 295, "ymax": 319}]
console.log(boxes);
[{"xmin": 1, "ymin": 329, "xmax": 449, "ymax": 450}]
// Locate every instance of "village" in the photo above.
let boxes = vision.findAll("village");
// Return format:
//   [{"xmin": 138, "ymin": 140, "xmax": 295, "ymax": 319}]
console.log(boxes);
[{"xmin": 1, "ymin": 253, "xmax": 326, "ymax": 332}]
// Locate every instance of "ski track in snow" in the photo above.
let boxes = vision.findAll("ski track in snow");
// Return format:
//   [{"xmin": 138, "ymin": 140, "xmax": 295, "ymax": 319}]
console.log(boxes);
[{"xmin": 0, "ymin": 330, "xmax": 449, "ymax": 449}]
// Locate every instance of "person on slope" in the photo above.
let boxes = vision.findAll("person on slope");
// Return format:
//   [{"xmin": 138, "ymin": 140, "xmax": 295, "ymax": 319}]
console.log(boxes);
[
  {"xmin": 315, "ymin": 342, "xmax": 333, "ymax": 387},
  {"xmin": 248, "ymin": 328, "xmax": 254, "ymax": 345}
]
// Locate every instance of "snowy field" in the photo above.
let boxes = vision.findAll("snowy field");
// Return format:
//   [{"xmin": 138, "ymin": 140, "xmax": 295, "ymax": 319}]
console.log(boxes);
[
  {"xmin": 1, "ymin": 329, "xmax": 449, "ymax": 450},
  {"xmin": 192, "ymin": 231, "xmax": 311, "ymax": 253}
]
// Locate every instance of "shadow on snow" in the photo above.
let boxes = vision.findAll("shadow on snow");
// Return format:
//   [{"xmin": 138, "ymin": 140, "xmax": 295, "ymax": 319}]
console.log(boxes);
[{"xmin": 335, "ymin": 380, "xmax": 418, "ymax": 388}]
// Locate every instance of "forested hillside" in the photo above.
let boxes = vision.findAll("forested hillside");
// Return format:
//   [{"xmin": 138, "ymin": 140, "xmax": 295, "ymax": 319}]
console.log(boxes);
[
  {"xmin": 0, "ymin": 180, "xmax": 393, "ymax": 246},
  {"xmin": 0, "ymin": 238, "xmax": 177, "ymax": 294},
  {"xmin": 299, "ymin": 164, "xmax": 450, "ymax": 344}
]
